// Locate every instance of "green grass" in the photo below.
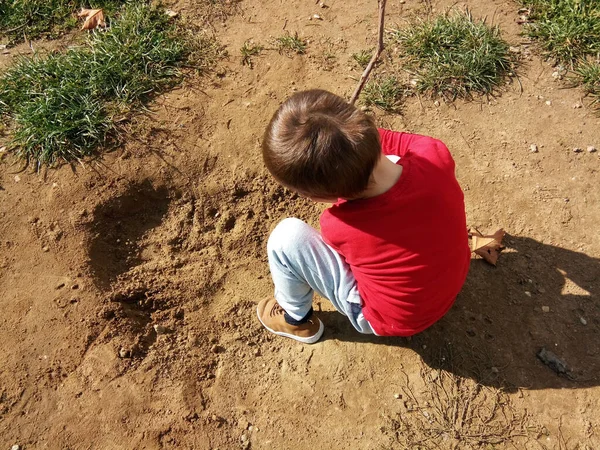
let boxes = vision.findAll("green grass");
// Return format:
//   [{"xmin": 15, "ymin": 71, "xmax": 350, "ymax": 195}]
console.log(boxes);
[
  {"xmin": 0, "ymin": 3, "xmax": 219, "ymax": 166},
  {"xmin": 390, "ymin": 10, "xmax": 512, "ymax": 100},
  {"xmin": 351, "ymin": 49, "xmax": 372, "ymax": 69},
  {"xmin": 274, "ymin": 32, "xmax": 307, "ymax": 56},
  {"xmin": 520, "ymin": 0, "xmax": 600, "ymax": 65},
  {"xmin": 574, "ymin": 60, "xmax": 600, "ymax": 107},
  {"xmin": 362, "ymin": 76, "xmax": 404, "ymax": 112},
  {"xmin": 240, "ymin": 40, "xmax": 263, "ymax": 68},
  {"xmin": 0, "ymin": 0, "xmax": 130, "ymax": 44}
]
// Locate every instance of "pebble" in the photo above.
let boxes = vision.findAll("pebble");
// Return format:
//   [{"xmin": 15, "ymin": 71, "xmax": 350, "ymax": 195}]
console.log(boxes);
[
  {"xmin": 491, "ymin": 367, "xmax": 499, "ymax": 373},
  {"xmin": 587, "ymin": 146, "xmax": 597, "ymax": 153},
  {"xmin": 11, "ymin": 445, "xmax": 20, "ymax": 450},
  {"xmin": 529, "ymin": 144, "xmax": 538, "ymax": 153},
  {"xmin": 42, "ymin": 246, "xmax": 50, "ymax": 252},
  {"xmin": 580, "ymin": 317, "xmax": 588, "ymax": 326},
  {"xmin": 545, "ymin": 100, "xmax": 552, "ymax": 106},
  {"xmin": 312, "ymin": 14, "xmax": 323, "ymax": 20},
  {"xmin": 573, "ymin": 147, "xmax": 583, "ymax": 153},
  {"xmin": 542, "ymin": 306, "xmax": 550, "ymax": 313},
  {"xmin": 319, "ymin": 2, "xmax": 328, "ymax": 8},
  {"xmin": 118, "ymin": 347, "xmax": 131, "ymax": 358},
  {"xmin": 14, "ymin": 175, "xmax": 20, "ymax": 182},
  {"xmin": 573, "ymin": 102, "xmax": 583, "ymax": 109},
  {"xmin": 153, "ymin": 324, "xmax": 170, "ymax": 335},
  {"xmin": 524, "ymin": 291, "xmax": 532, "ymax": 297},
  {"xmin": 433, "ymin": 100, "xmax": 440, "ymax": 107},
  {"xmin": 394, "ymin": 393, "xmax": 401, "ymax": 399}
]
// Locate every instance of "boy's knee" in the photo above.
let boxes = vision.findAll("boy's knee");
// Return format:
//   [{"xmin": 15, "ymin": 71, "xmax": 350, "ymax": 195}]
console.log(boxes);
[{"xmin": 267, "ymin": 217, "xmax": 312, "ymax": 254}]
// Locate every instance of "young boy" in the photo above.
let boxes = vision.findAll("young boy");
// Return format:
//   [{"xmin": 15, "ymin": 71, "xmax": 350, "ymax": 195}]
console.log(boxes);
[{"xmin": 257, "ymin": 89, "xmax": 471, "ymax": 343}]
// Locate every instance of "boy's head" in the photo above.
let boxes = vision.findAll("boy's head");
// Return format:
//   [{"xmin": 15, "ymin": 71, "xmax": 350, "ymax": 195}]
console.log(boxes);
[{"xmin": 262, "ymin": 89, "xmax": 381, "ymax": 200}]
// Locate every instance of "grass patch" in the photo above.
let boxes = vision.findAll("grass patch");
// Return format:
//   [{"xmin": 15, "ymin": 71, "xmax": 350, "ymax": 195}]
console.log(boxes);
[
  {"xmin": 0, "ymin": 0, "xmax": 130, "ymax": 44},
  {"xmin": 240, "ymin": 40, "xmax": 262, "ymax": 68},
  {"xmin": 0, "ymin": 3, "xmax": 219, "ymax": 166},
  {"xmin": 274, "ymin": 32, "xmax": 307, "ymax": 56},
  {"xmin": 390, "ymin": 10, "xmax": 512, "ymax": 100},
  {"xmin": 351, "ymin": 49, "xmax": 372, "ymax": 69},
  {"xmin": 574, "ymin": 60, "xmax": 600, "ymax": 107},
  {"xmin": 520, "ymin": 0, "xmax": 600, "ymax": 65},
  {"xmin": 362, "ymin": 76, "xmax": 404, "ymax": 112}
]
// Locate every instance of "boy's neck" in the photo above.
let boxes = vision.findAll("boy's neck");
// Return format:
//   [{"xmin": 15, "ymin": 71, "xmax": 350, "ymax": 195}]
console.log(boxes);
[{"xmin": 357, "ymin": 153, "xmax": 403, "ymax": 200}]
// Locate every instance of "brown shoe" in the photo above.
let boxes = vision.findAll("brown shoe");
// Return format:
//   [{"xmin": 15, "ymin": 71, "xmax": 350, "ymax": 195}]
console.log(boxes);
[{"xmin": 257, "ymin": 298, "xmax": 324, "ymax": 344}]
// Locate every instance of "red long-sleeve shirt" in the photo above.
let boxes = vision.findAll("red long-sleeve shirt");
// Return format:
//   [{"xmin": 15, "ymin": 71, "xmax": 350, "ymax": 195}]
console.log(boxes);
[{"xmin": 320, "ymin": 129, "xmax": 471, "ymax": 336}]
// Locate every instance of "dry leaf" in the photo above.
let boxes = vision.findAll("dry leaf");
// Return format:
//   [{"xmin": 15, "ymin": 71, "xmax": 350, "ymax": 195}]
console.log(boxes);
[
  {"xmin": 470, "ymin": 228, "xmax": 505, "ymax": 266},
  {"xmin": 78, "ymin": 8, "xmax": 106, "ymax": 30}
]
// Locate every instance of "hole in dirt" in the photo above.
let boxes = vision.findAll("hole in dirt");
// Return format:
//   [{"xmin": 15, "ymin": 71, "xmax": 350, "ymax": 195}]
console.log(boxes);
[{"xmin": 87, "ymin": 180, "xmax": 171, "ymax": 288}]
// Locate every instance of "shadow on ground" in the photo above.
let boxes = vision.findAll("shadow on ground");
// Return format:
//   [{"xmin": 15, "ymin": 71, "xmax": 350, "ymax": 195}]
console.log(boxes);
[{"xmin": 321, "ymin": 234, "xmax": 600, "ymax": 391}]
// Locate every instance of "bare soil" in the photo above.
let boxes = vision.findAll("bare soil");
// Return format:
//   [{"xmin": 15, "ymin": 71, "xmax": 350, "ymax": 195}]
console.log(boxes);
[{"xmin": 1, "ymin": 0, "xmax": 599, "ymax": 449}]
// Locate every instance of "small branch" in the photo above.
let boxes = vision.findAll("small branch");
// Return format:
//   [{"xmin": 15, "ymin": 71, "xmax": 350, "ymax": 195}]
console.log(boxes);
[{"xmin": 349, "ymin": 0, "xmax": 387, "ymax": 105}]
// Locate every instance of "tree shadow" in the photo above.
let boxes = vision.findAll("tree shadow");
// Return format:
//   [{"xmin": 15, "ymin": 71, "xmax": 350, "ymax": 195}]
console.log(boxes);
[{"xmin": 320, "ymin": 234, "xmax": 600, "ymax": 391}]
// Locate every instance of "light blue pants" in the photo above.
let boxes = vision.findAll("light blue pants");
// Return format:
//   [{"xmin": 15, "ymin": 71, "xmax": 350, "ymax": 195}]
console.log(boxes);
[{"xmin": 267, "ymin": 218, "xmax": 375, "ymax": 334}]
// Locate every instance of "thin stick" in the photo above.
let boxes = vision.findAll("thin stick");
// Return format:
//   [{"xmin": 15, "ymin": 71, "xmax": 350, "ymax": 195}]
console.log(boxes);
[{"xmin": 349, "ymin": 0, "xmax": 387, "ymax": 105}]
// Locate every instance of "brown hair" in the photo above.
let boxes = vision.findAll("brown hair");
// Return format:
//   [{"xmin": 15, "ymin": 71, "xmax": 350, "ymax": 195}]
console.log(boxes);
[{"xmin": 262, "ymin": 89, "xmax": 381, "ymax": 199}]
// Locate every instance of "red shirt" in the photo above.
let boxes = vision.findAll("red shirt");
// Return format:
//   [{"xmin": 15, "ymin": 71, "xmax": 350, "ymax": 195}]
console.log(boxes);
[{"xmin": 320, "ymin": 129, "xmax": 471, "ymax": 336}]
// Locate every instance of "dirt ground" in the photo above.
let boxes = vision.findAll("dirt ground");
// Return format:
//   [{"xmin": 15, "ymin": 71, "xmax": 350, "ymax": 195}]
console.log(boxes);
[{"xmin": 1, "ymin": 0, "xmax": 599, "ymax": 448}]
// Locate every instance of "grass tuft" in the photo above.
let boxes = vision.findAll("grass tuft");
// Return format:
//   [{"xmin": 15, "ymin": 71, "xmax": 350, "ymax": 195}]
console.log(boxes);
[
  {"xmin": 351, "ymin": 49, "xmax": 372, "ymax": 69},
  {"xmin": 274, "ymin": 32, "xmax": 307, "ymax": 56},
  {"xmin": 362, "ymin": 76, "xmax": 404, "ymax": 112},
  {"xmin": 240, "ymin": 40, "xmax": 263, "ymax": 68},
  {"xmin": 574, "ymin": 60, "xmax": 600, "ymax": 108},
  {"xmin": 0, "ymin": 0, "xmax": 130, "ymax": 44},
  {"xmin": 520, "ymin": 0, "xmax": 600, "ymax": 65},
  {"xmin": 0, "ymin": 3, "xmax": 219, "ymax": 166},
  {"xmin": 390, "ymin": 10, "xmax": 512, "ymax": 100}
]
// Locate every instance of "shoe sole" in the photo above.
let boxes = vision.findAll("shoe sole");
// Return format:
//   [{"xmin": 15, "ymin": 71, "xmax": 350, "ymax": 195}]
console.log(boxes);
[{"xmin": 256, "ymin": 307, "xmax": 324, "ymax": 344}]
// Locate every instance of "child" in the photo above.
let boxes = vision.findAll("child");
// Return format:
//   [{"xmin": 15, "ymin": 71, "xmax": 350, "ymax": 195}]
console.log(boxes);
[{"xmin": 257, "ymin": 89, "xmax": 471, "ymax": 343}]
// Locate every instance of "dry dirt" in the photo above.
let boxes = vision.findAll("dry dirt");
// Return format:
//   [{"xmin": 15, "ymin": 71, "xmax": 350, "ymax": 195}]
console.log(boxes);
[{"xmin": 1, "ymin": 0, "xmax": 599, "ymax": 449}]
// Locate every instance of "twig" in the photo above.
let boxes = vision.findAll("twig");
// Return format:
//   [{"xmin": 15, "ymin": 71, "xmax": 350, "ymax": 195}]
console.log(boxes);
[{"xmin": 349, "ymin": 0, "xmax": 387, "ymax": 105}]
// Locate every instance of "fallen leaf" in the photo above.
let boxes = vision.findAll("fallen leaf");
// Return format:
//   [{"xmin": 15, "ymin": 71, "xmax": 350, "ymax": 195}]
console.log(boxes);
[
  {"xmin": 470, "ymin": 228, "xmax": 505, "ymax": 266},
  {"xmin": 78, "ymin": 8, "xmax": 106, "ymax": 30}
]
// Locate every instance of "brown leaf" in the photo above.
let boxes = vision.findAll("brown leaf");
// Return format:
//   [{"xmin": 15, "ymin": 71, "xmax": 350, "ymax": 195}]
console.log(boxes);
[
  {"xmin": 470, "ymin": 228, "xmax": 505, "ymax": 266},
  {"xmin": 78, "ymin": 8, "xmax": 106, "ymax": 30}
]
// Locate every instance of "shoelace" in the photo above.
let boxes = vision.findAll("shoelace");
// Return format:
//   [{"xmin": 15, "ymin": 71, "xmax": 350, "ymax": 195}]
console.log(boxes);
[{"xmin": 269, "ymin": 302, "xmax": 285, "ymax": 317}]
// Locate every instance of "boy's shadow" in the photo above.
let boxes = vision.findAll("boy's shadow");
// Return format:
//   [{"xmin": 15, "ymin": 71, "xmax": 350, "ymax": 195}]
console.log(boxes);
[{"xmin": 320, "ymin": 234, "xmax": 600, "ymax": 391}]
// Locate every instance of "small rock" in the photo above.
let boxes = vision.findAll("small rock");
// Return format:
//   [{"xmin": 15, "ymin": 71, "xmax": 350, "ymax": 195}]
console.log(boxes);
[
  {"xmin": 319, "ymin": 1, "xmax": 328, "ymax": 8},
  {"xmin": 509, "ymin": 46, "xmax": 520, "ymax": 53},
  {"xmin": 529, "ymin": 144, "xmax": 538, "ymax": 153},
  {"xmin": 573, "ymin": 102, "xmax": 583, "ymax": 109},
  {"xmin": 433, "ymin": 100, "xmax": 440, "ymax": 107},
  {"xmin": 14, "ymin": 175, "xmax": 20, "ymax": 183},
  {"xmin": 118, "ymin": 347, "xmax": 131, "ymax": 358},
  {"xmin": 165, "ymin": 9, "xmax": 178, "ymax": 18},
  {"xmin": 312, "ymin": 14, "xmax": 323, "ymax": 20},
  {"xmin": 537, "ymin": 347, "xmax": 571, "ymax": 378},
  {"xmin": 394, "ymin": 393, "xmax": 402, "ymax": 399},
  {"xmin": 42, "ymin": 246, "xmax": 50, "ymax": 252},
  {"xmin": 241, "ymin": 434, "xmax": 248, "ymax": 442},
  {"xmin": 573, "ymin": 147, "xmax": 583, "ymax": 153},
  {"xmin": 524, "ymin": 291, "xmax": 532, "ymax": 297},
  {"xmin": 0, "ymin": 146, "xmax": 6, "ymax": 152},
  {"xmin": 580, "ymin": 317, "xmax": 587, "ymax": 326},
  {"xmin": 11, "ymin": 445, "xmax": 20, "ymax": 450},
  {"xmin": 253, "ymin": 348, "xmax": 261, "ymax": 357},
  {"xmin": 211, "ymin": 344, "xmax": 225, "ymax": 354},
  {"xmin": 545, "ymin": 100, "xmax": 552, "ymax": 106},
  {"xmin": 491, "ymin": 367, "xmax": 499, "ymax": 373},
  {"xmin": 0, "ymin": 44, "xmax": 7, "ymax": 50},
  {"xmin": 541, "ymin": 306, "xmax": 550, "ymax": 313},
  {"xmin": 587, "ymin": 146, "xmax": 596, "ymax": 153},
  {"xmin": 153, "ymin": 324, "xmax": 170, "ymax": 335}
]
